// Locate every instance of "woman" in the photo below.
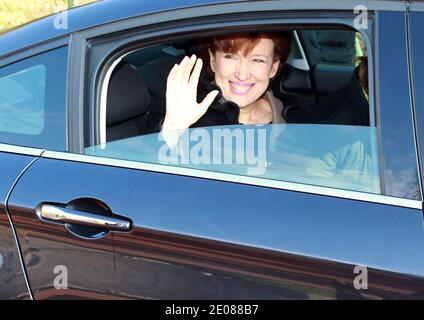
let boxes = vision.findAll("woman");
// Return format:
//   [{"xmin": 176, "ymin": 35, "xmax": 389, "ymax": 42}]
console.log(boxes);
[{"xmin": 160, "ymin": 32, "xmax": 292, "ymax": 147}]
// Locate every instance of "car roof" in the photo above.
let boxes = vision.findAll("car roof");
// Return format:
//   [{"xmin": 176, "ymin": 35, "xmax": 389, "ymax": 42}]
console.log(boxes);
[
  {"xmin": 0, "ymin": 0, "xmax": 239, "ymax": 58},
  {"xmin": 0, "ymin": 0, "xmax": 418, "ymax": 59}
]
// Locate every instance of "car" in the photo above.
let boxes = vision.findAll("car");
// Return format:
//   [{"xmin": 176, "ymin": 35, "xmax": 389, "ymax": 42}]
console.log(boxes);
[{"xmin": 1, "ymin": 0, "xmax": 424, "ymax": 300}]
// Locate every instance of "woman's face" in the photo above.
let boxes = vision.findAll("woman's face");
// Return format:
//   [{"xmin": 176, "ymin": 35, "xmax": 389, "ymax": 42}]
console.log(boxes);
[{"xmin": 209, "ymin": 38, "xmax": 280, "ymax": 108}]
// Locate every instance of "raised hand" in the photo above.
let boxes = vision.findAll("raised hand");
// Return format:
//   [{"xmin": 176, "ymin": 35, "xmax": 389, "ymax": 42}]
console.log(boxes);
[{"xmin": 162, "ymin": 54, "xmax": 219, "ymax": 133}]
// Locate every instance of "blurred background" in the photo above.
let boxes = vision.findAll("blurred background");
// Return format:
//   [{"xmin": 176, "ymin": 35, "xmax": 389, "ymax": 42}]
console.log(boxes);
[{"xmin": 0, "ymin": 0, "xmax": 97, "ymax": 33}]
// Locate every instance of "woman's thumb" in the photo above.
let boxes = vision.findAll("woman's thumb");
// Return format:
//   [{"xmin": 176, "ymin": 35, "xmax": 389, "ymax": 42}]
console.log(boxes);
[{"xmin": 200, "ymin": 90, "xmax": 219, "ymax": 110}]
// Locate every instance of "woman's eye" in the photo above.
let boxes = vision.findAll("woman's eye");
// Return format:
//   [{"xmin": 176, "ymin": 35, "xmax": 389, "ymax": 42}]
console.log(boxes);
[
  {"xmin": 224, "ymin": 54, "xmax": 235, "ymax": 59},
  {"xmin": 253, "ymin": 59, "xmax": 266, "ymax": 63}
]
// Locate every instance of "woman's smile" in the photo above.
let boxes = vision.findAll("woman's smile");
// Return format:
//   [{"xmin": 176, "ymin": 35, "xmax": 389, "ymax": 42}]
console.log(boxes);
[{"xmin": 229, "ymin": 80, "xmax": 255, "ymax": 95}]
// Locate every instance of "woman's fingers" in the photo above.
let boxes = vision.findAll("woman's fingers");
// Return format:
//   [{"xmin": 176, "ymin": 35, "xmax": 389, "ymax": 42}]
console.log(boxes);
[
  {"xmin": 182, "ymin": 55, "xmax": 197, "ymax": 84},
  {"xmin": 189, "ymin": 57, "xmax": 203, "ymax": 91},
  {"xmin": 166, "ymin": 54, "xmax": 215, "ymax": 127},
  {"xmin": 173, "ymin": 55, "xmax": 190, "ymax": 83},
  {"xmin": 170, "ymin": 55, "xmax": 198, "ymax": 87},
  {"xmin": 199, "ymin": 90, "xmax": 219, "ymax": 111},
  {"xmin": 166, "ymin": 63, "xmax": 179, "ymax": 87}
]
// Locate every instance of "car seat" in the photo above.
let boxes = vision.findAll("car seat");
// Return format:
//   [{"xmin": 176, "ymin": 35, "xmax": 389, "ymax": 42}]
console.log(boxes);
[{"xmin": 106, "ymin": 61, "xmax": 151, "ymax": 141}]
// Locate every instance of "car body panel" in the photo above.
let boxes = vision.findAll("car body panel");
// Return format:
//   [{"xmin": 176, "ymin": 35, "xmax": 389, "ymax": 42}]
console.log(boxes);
[{"xmin": 7, "ymin": 157, "xmax": 424, "ymax": 299}]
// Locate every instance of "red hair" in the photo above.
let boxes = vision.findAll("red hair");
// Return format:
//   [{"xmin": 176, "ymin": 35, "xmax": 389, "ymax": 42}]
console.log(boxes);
[{"xmin": 203, "ymin": 32, "xmax": 292, "ymax": 64}]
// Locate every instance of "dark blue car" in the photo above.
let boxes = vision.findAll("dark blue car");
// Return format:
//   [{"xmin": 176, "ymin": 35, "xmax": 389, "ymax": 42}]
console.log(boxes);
[{"xmin": 1, "ymin": 0, "xmax": 424, "ymax": 299}]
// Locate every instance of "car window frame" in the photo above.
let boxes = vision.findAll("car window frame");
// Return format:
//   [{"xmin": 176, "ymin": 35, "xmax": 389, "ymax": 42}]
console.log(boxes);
[
  {"xmin": 93, "ymin": 26, "xmax": 380, "ymax": 196},
  {"xmin": 86, "ymin": 11, "xmax": 389, "ymax": 196}
]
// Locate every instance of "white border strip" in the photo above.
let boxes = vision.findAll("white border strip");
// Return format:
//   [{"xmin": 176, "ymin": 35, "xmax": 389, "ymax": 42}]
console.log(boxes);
[
  {"xmin": 292, "ymin": 30, "xmax": 310, "ymax": 71},
  {"xmin": 42, "ymin": 150, "xmax": 422, "ymax": 210},
  {"xmin": 99, "ymin": 57, "xmax": 123, "ymax": 145},
  {"xmin": 410, "ymin": 2, "xmax": 424, "ymax": 12},
  {"xmin": 0, "ymin": 143, "xmax": 44, "ymax": 157},
  {"xmin": 253, "ymin": 0, "xmax": 406, "ymax": 11}
]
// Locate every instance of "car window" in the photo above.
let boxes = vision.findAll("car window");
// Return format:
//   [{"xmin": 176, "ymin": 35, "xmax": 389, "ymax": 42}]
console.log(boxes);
[
  {"xmin": 86, "ymin": 28, "xmax": 379, "ymax": 195},
  {"xmin": 86, "ymin": 124, "xmax": 380, "ymax": 194},
  {"xmin": 0, "ymin": 47, "xmax": 67, "ymax": 150}
]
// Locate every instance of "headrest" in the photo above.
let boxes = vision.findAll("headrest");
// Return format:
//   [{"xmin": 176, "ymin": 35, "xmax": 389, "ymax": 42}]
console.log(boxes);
[
  {"xmin": 278, "ymin": 63, "xmax": 313, "ymax": 93},
  {"xmin": 137, "ymin": 57, "xmax": 181, "ymax": 99},
  {"xmin": 107, "ymin": 62, "xmax": 150, "ymax": 126}
]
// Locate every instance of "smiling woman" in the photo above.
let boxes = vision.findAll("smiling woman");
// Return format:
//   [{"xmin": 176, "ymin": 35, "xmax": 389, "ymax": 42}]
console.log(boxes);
[{"xmin": 158, "ymin": 32, "xmax": 292, "ymax": 147}]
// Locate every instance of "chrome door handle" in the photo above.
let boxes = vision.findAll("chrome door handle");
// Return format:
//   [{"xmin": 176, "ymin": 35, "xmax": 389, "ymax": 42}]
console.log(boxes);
[{"xmin": 36, "ymin": 204, "xmax": 132, "ymax": 232}]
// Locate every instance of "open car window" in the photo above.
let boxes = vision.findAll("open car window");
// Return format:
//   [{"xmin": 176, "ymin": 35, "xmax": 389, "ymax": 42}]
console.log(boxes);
[{"xmin": 86, "ymin": 27, "xmax": 378, "ymax": 195}]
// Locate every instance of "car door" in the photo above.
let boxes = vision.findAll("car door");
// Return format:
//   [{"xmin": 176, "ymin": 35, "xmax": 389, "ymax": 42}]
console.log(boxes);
[{"xmin": 6, "ymin": 2, "xmax": 424, "ymax": 299}]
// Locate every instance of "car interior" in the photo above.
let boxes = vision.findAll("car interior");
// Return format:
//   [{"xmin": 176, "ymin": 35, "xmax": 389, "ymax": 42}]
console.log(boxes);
[{"xmin": 105, "ymin": 28, "xmax": 370, "ymax": 142}]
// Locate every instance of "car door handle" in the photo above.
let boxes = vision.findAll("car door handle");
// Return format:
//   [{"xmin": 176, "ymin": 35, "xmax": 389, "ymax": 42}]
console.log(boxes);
[{"xmin": 36, "ymin": 203, "xmax": 132, "ymax": 232}]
